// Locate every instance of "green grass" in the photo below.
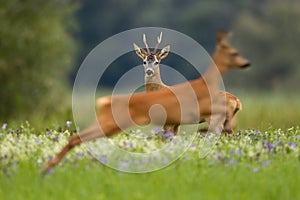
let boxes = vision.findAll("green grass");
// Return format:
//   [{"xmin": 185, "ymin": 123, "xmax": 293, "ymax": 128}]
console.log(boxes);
[
  {"xmin": 1, "ymin": 93, "xmax": 300, "ymax": 200},
  {"xmin": 1, "ymin": 158, "xmax": 299, "ymax": 200},
  {"xmin": 229, "ymin": 91, "xmax": 300, "ymax": 130}
]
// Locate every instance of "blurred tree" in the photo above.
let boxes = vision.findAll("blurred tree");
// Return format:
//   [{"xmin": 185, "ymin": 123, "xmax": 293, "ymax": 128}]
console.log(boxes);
[
  {"xmin": 75, "ymin": 0, "xmax": 250, "ymax": 86},
  {"xmin": 75, "ymin": 0, "xmax": 299, "ymax": 91},
  {"xmin": 0, "ymin": 0, "xmax": 79, "ymax": 122},
  {"xmin": 227, "ymin": 0, "xmax": 300, "ymax": 91}
]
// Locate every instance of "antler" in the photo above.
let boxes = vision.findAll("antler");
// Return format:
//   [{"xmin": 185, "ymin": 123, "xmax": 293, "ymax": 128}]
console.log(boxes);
[
  {"xmin": 153, "ymin": 32, "xmax": 162, "ymax": 54},
  {"xmin": 143, "ymin": 34, "xmax": 151, "ymax": 54}
]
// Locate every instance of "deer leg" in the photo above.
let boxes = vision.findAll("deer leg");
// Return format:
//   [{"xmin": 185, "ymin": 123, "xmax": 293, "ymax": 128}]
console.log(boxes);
[
  {"xmin": 163, "ymin": 124, "xmax": 179, "ymax": 135},
  {"xmin": 42, "ymin": 122, "xmax": 121, "ymax": 175}
]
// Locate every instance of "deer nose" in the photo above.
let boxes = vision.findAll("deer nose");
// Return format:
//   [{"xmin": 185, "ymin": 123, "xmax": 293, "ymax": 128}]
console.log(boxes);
[
  {"xmin": 146, "ymin": 69, "xmax": 154, "ymax": 77},
  {"xmin": 242, "ymin": 62, "xmax": 251, "ymax": 68}
]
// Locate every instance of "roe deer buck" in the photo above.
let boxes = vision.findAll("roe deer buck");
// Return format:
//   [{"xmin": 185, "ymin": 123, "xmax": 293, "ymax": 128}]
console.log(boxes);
[
  {"xmin": 133, "ymin": 32, "xmax": 243, "ymax": 134},
  {"xmin": 43, "ymin": 31, "xmax": 250, "ymax": 173}
]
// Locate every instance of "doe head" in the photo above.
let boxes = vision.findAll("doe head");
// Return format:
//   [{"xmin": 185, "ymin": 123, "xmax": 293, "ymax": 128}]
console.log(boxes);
[
  {"xmin": 216, "ymin": 31, "xmax": 251, "ymax": 69},
  {"xmin": 133, "ymin": 32, "xmax": 170, "ymax": 77}
]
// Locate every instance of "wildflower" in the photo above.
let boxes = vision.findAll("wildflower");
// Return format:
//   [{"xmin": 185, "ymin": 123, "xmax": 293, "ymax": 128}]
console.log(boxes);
[
  {"xmin": 288, "ymin": 142, "xmax": 297, "ymax": 148},
  {"xmin": 129, "ymin": 142, "xmax": 134, "ymax": 148},
  {"xmin": 100, "ymin": 156, "xmax": 109, "ymax": 164},
  {"xmin": 295, "ymin": 134, "xmax": 300, "ymax": 139},
  {"xmin": 46, "ymin": 129, "xmax": 52, "ymax": 135},
  {"xmin": 119, "ymin": 161, "xmax": 130, "ymax": 169},
  {"xmin": 35, "ymin": 139, "xmax": 41, "ymax": 144},
  {"xmin": 262, "ymin": 160, "xmax": 271, "ymax": 167},
  {"xmin": 2, "ymin": 123, "xmax": 7, "ymax": 130},
  {"xmin": 66, "ymin": 121, "xmax": 72, "ymax": 128},
  {"xmin": 272, "ymin": 141, "xmax": 280, "ymax": 147},
  {"xmin": 53, "ymin": 135, "xmax": 59, "ymax": 142},
  {"xmin": 184, "ymin": 156, "xmax": 190, "ymax": 161},
  {"xmin": 229, "ymin": 148, "xmax": 236, "ymax": 154},
  {"xmin": 266, "ymin": 142, "xmax": 272, "ymax": 150},
  {"xmin": 216, "ymin": 151, "xmax": 222, "ymax": 159},
  {"xmin": 48, "ymin": 169, "xmax": 54, "ymax": 175},
  {"xmin": 123, "ymin": 141, "xmax": 127, "ymax": 147},
  {"xmin": 253, "ymin": 167, "xmax": 259, "ymax": 173},
  {"xmin": 153, "ymin": 127, "xmax": 163, "ymax": 134},
  {"xmin": 228, "ymin": 158, "xmax": 239, "ymax": 166},
  {"xmin": 162, "ymin": 158, "xmax": 169, "ymax": 165},
  {"xmin": 162, "ymin": 130, "xmax": 174, "ymax": 140},
  {"xmin": 190, "ymin": 143, "xmax": 196, "ymax": 148},
  {"xmin": 75, "ymin": 153, "xmax": 83, "ymax": 160},
  {"xmin": 253, "ymin": 130, "xmax": 261, "ymax": 135}
]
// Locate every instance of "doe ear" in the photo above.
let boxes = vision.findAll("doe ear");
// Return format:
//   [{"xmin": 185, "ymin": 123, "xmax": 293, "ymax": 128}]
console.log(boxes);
[
  {"xmin": 133, "ymin": 43, "xmax": 147, "ymax": 60},
  {"xmin": 216, "ymin": 31, "xmax": 232, "ymax": 47},
  {"xmin": 156, "ymin": 44, "xmax": 170, "ymax": 61}
]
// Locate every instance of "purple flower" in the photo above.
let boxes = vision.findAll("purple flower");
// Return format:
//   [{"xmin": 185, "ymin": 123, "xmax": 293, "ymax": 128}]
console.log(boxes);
[
  {"xmin": 162, "ymin": 158, "xmax": 169, "ymax": 165},
  {"xmin": 75, "ymin": 153, "xmax": 83, "ymax": 159},
  {"xmin": 119, "ymin": 161, "xmax": 130, "ymax": 169},
  {"xmin": 53, "ymin": 135, "xmax": 59, "ymax": 142},
  {"xmin": 190, "ymin": 143, "xmax": 196, "ymax": 148},
  {"xmin": 129, "ymin": 142, "xmax": 134, "ymax": 148},
  {"xmin": 216, "ymin": 151, "xmax": 222, "ymax": 158},
  {"xmin": 153, "ymin": 127, "xmax": 163, "ymax": 134},
  {"xmin": 228, "ymin": 158, "xmax": 239, "ymax": 166},
  {"xmin": 162, "ymin": 130, "xmax": 174, "ymax": 140},
  {"xmin": 48, "ymin": 169, "xmax": 54, "ymax": 174},
  {"xmin": 46, "ymin": 129, "xmax": 52, "ymax": 135},
  {"xmin": 2, "ymin": 123, "xmax": 7, "ymax": 130},
  {"xmin": 35, "ymin": 139, "xmax": 41, "ymax": 144},
  {"xmin": 253, "ymin": 167, "xmax": 259, "ymax": 173},
  {"xmin": 266, "ymin": 142, "xmax": 272, "ymax": 150},
  {"xmin": 66, "ymin": 121, "xmax": 72, "ymax": 128},
  {"xmin": 262, "ymin": 160, "xmax": 271, "ymax": 167},
  {"xmin": 230, "ymin": 148, "xmax": 236, "ymax": 154},
  {"xmin": 253, "ymin": 130, "xmax": 261, "ymax": 135},
  {"xmin": 288, "ymin": 142, "xmax": 297, "ymax": 148},
  {"xmin": 100, "ymin": 156, "xmax": 109, "ymax": 164},
  {"xmin": 272, "ymin": 141, "xmax": 280, "ymax": 147},
  {"xmin": 184, "ymin": 156, "xmax": 190, "ymax": 161},
  {"xmin": 295, "ymin": 134, "xmax": 300, "ymax": 139}
]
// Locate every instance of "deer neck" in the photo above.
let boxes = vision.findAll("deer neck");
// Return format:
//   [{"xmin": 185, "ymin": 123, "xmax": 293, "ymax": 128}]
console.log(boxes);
[
  {"xmin": 145, "ymin": 67, "xmax": 163, "ymax": 84},
  {"xmin": 201, "ymin": 53, "xmax": 228, "ymax": 89},
  {"xmin": 145, "ymin": 67, "xmax": 165, "ymax": 91}
]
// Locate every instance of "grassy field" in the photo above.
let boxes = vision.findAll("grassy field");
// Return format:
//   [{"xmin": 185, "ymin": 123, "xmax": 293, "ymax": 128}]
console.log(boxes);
[{"xmin": 1, "ymin": 93, "xmax": 300, "ymax": 200}]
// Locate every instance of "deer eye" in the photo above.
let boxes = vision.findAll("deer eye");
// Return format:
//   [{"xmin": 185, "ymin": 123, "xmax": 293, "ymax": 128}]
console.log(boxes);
[
  {"xmin": 154, "ymin": 61, "xmax": 159, "ymax": 65},
  {"xmin": 230, "ymin": 52, "xmax": 239, "ymax": 57},
  {"xmin": 143, "ymin": 61, "xmax": 147, "ymax": 65}
]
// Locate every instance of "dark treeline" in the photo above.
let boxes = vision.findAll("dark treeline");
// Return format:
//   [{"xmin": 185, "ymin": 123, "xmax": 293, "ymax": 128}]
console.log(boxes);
[
  {"xmin": 1, "ymin": 0, "xmax": 299, "ymax": 121},
  {"xmin": 75, "ymin": 0, "xmax": 300, "ymax": 91}
]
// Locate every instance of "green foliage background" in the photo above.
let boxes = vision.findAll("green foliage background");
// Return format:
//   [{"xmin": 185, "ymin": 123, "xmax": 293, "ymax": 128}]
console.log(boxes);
[
  {"xmin": 76, "ymin": 0, "xmax": 300, "ymax": 91},
  {"xmin": 1, "ymin": 0, "xmax": 299, "ymax": 123},
  {"xmin": 0, "ymin": 0, "xmax": 78, "ymax": 122}
]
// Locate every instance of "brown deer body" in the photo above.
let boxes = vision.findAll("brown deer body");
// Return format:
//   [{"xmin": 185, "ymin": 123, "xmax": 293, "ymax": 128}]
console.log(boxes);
[
  {"xmin": 42, "ymin": 31, "xmax": 250, "ymax": 173},
  {"xmin": 133, "ymin": 32, "xmax": 243, "ymax": 134}
]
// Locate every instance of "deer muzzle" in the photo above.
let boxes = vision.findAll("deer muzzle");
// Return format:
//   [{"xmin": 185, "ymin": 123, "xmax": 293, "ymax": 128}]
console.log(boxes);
[{"xmin": 145, "ymin": 68, "xmax": 154, "ymax": 77}]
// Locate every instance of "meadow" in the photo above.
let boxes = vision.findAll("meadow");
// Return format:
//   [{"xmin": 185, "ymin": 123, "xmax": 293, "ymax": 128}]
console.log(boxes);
[{"xmin": 1, "ymin": 92, "xmax": 300, "ymax": 200}]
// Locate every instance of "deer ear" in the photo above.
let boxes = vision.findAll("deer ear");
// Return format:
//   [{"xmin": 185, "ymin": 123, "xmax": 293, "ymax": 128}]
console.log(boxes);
[
  {"xmin": 133, "ymin": 43, "xmax": 147, "ymax": 59},
  {"xmin": 216, "ymin": 31, "xmax": 231, "ymax": 46},
  {"xmin": 156, "ymin": 45, "xmax": 170, "ymax": 61}
]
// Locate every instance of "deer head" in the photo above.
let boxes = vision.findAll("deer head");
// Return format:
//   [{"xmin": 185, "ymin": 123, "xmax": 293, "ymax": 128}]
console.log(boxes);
[
  {"xmin": 215, "ymin": 31, "xmax": 250, "ymax": 69},
  {"xmin": 133, "ymin": 32, "xmax": 170, "ymax": 77}
]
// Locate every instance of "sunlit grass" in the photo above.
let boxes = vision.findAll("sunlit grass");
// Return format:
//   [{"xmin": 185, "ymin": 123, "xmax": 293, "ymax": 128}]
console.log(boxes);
[{"xmin": 0, "ymin": 121, "xmax": 300, "ymax": 200}]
